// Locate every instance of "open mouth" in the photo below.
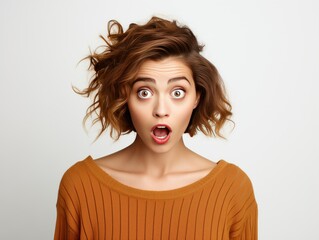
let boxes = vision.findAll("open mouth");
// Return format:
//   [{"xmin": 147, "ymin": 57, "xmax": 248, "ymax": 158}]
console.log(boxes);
[{"xmin": 151, "ymin": 125, "xmax": 171, "ymax": 144}]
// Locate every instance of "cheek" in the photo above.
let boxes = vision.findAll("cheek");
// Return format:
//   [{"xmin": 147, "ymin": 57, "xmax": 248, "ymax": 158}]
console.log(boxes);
[
  {"xmin": 174, "ymin": 103, "xmax": 195, "ymax": 125},
  {"xmin": 128, "ymin": 101, "xmax": 148, "ymax": 127}
]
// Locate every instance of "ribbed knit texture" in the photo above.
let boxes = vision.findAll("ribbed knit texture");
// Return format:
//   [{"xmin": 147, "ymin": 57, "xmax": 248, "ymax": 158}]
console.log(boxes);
[{"xmin": 54, "ymin": 156, "xmax": 257, "ymax": 240}]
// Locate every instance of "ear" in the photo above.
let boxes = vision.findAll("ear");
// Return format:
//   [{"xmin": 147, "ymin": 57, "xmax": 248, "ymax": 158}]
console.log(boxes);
[{"xmin": 193, "ymin": 92, "xmax": 201, "ymax": 109}]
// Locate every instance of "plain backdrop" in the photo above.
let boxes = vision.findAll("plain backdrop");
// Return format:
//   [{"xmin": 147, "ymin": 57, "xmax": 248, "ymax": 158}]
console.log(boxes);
[{"xmin": 1, "ymin": 0, "xmax": 318, "ymax": 239}]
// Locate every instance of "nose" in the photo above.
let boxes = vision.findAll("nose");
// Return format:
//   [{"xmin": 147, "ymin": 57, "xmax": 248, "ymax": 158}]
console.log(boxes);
[{"xmin": 153, "ymin": 96, "xmax": 169, "ymax": 118}]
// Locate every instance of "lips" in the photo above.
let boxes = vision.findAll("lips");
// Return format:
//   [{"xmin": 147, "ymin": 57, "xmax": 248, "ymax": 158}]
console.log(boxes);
[{"xmin": 151, "ymin": 124, "xmax": 172, "ymax": 144}]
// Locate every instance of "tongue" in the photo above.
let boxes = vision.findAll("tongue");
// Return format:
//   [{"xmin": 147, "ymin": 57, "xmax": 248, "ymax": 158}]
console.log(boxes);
[{"xmin": 153, "ymin": 128, "xmax": 168, "ymax": 137}]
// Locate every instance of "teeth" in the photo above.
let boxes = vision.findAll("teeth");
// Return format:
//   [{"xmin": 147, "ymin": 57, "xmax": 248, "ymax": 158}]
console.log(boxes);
[
  {"xmin": 156, "ymin": 135, "xmax": 167, "ymax": 139},
  {"xmin": 157, "ymin": 126, "xmax": 166, "ymax": 129}
]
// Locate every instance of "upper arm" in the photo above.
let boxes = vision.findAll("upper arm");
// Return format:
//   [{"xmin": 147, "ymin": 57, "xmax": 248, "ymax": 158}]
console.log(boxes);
[
  {"xmin": 227, "ymin": 164, "xmax": 258, "ymax": 239},
  {"xmin": 230, "ymin": 202, "xmax": 258, "ymax": 240},
  {"xmin": 54, "ymin": 166, "xmax": 81, "ymax": 240}
]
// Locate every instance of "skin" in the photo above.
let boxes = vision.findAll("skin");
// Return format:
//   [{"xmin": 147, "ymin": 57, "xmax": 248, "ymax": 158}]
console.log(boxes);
[{"xmin": 96, "ymin": 57, "xmax": 217, "ymax": 190}]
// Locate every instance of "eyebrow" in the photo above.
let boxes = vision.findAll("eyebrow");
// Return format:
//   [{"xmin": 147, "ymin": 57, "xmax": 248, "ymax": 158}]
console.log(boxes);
[{"xmin": 132, "ymin": 76, "xmax": 191, "ymax": 85}]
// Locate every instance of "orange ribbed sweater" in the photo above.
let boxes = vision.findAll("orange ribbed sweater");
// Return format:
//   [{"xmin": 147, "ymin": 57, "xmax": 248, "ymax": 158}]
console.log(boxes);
[{"xmin": 54, "ymin": 156, "xmax": 257, "ymax": 239}]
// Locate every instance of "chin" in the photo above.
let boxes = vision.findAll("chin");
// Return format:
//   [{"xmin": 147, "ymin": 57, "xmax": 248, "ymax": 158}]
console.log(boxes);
[
  {"xmin": 146, "ymin": 144, "xmax": 172, "ymax": 154},
  {"xmin": 149, "ymin": 138, "xmax": 184, "ymax": 154},
  {"xmin": 134, "ymin": 134, "xmax": 183, "ymax": 154}
]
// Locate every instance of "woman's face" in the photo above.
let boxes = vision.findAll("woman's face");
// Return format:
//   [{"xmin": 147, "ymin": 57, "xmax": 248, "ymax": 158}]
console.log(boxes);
[{"xmin": 128, "ymin": 57, "xmax": 199, "ymax": 153}]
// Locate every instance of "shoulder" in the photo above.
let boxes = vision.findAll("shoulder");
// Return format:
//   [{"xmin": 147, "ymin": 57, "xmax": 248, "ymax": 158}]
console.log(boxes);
[
  {"xmin": 217, "ymin": 160, "xmax": 257, "ymax": 206},
  {"xmin": 60, "ymin": 157, "xmax": 91, "ymax": 183},
  {"xmin": 219, "ymin": 160, "xmax": 254, "ymax": 189},
  {"xmin": 57, "ymin": 157, "xmax": 92, "ymax": 198},
  {"xmin": 220, "ymin": 160, "xmax": 257, "ymax": 216},
  {"xmin": 56, "ymin": 156, "xmax": 94, "ymax": 209}
]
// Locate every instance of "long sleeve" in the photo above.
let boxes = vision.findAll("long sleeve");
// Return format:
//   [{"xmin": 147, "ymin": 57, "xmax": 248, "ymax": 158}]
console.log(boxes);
[
  {"xmin": 228, "ymin": 164, "xmax": 258, "ymax": 240},
  {"xmin": 54, "ymin": 165, "xmax": 81, "ymax": 240},
  {"xmin": 54, "ymin": 204, "xmax": 79, "ymax": 240},
  {"xmin": 231, "ymin": 202, "xmax": 258, "ymax": 240}
]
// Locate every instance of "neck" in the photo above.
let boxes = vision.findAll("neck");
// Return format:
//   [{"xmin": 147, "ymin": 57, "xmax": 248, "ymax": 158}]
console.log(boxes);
[{"xmin": 123, "ymin": 135, "xmax": 190, "ymax": 177}]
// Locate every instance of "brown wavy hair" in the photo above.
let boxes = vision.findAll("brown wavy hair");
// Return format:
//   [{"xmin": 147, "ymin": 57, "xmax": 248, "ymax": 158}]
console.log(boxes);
[{"xmin": 76, "ymin": 16, "xmax": 232, "ymax": 140}]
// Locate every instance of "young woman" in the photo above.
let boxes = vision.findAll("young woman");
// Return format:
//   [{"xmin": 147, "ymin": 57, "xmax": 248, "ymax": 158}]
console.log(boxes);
[{"xmin": 54, "ymin": 17, "xmax": 258, "ymax": 239}]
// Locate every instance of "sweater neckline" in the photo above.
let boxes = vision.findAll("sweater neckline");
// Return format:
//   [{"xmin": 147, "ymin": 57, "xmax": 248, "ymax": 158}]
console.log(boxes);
[{"xmin": 83, "ymin": 155, "xmax": 228, "ymax": 199}]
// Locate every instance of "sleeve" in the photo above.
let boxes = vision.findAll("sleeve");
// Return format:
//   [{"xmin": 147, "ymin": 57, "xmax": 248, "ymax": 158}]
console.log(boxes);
[
  {"xmin": 54, "ymin": 165, "xmax": 81, "ymax": 240},
  {"xmin": 231, "ymin": 201, "xmax": 258, "ymax": 240},
  {"xmin": 228, "ymin": 164, "xmax": 258, "ymax": 240},
  {"xmin": 54, "ymin": 204, "xmax": 79, "ymax": 240}
]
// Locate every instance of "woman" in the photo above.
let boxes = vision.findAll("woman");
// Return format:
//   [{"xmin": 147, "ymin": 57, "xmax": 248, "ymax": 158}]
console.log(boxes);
[{"xmin": 54, "ymin": 17, "xmax": 258, "ymax": 239}]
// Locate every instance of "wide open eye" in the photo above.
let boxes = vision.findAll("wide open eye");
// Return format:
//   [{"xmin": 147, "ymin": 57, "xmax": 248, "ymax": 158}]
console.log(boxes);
[
  {"xmin": 171, "ymin": 89, "xmax": 185, "ymax": 99},
  {"xmin": 137, "ymin": 89, "xmax": 153, "ymax": 99}
]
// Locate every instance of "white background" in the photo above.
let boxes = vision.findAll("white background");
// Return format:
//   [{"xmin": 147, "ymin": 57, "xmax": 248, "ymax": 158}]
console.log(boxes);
[{"xmin": 1, "ymin": 0, "xmax": 318, "ymax": 239}]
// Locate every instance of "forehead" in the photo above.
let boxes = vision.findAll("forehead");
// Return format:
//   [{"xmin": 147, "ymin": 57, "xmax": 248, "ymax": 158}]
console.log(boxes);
[{"xmin": 137, "ymin": 57, "xmax": 193, "ymax": 79}]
